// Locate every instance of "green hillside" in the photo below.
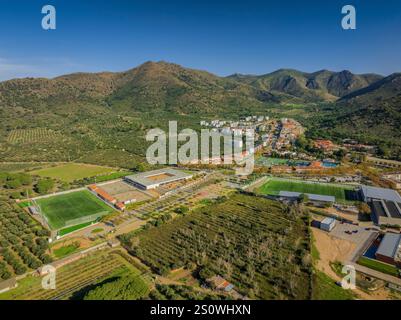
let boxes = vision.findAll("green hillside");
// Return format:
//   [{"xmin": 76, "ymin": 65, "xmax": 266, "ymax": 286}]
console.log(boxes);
[{"xmin": 0, "ymin": 61, "xmax": 400, "ymax": 164}]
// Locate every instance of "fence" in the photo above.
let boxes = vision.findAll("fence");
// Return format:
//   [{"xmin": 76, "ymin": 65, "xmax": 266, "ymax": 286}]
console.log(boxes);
[{"xmin": 62, "ymin": 211, "xmax": 109, "ymax": 229}]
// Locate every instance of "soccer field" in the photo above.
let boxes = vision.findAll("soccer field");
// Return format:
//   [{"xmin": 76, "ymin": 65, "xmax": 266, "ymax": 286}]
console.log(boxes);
[
  {"xmin": 36, "ymin": 190, "xmax": 115, "ymax": 230},
  {"xmin": 257, "ymin": 178, "xmax": 355, "ymax": 202}
]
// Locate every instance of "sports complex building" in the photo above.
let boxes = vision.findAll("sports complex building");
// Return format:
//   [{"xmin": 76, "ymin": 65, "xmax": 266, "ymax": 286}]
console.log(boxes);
[
  {"xmin": 375, "ymin": 233, "xmax": 401, "ymax": 267},
  {"xmin": 124, "ymin": 168, "xmax": 193, "ymax": 190},
  {"xmin": 359, "ymin": 185, "xmax": 401, "ymax": 226},
  {"xmin": 278, "ymin": 191, "xmax": 335, "ymax": 207}
]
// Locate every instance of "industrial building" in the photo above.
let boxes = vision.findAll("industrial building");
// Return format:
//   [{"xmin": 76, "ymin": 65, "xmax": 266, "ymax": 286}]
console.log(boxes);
[
  {"xmin": 278, "ymin": 191, "xmax": 335, "ymax": 207},
  {"xmin": 375, "ymin": 233, "xmax": 401, "ymax": 267},
  {"xmin": 320, "ymin": 217, "xmax": 337, "ymax": 232},
  {"xmin": 124, "ymin": 168, "xmax": 193, "ymax": 190},
  {"xmin": 359, "ymin": 185, "xmax": 401, "ymax": 226}
]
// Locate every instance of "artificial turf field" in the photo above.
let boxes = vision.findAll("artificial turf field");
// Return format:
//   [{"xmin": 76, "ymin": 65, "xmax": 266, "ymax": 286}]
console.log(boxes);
[
  {"xmin": 36, "ymin": 190, "xmax": 115, "ymax": 230},
  {"xmin": 257, "ymin": 178, "xmax": 355, "ymax": 203}
]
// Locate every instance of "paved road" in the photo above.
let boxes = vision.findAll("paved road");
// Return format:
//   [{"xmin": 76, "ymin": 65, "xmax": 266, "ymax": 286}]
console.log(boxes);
[{"xmin": 350, "ymin": 262, "xmax": 401, "ymax": 286}]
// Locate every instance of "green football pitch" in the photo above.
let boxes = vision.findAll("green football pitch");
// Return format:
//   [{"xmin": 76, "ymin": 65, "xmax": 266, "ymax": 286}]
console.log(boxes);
[
  {"xmin": 257, "ymin": 178, "xmax": 355, "ymax": 203},
  {"xmin": 36, "ymin": 190, "xmax": 115, "ymax": 230}
]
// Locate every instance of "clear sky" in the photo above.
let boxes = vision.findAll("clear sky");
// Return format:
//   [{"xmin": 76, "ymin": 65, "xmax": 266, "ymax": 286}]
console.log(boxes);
[{"xmin": 0, "ymin": 0, "xmax": 400, "ymax": 80}]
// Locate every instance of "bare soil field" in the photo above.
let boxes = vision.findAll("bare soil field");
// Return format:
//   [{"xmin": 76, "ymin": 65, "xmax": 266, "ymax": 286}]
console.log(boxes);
[
  {"xmin": 312, "ymin": 228, "xmax": 390, "ymax": 300},
  {"xmin": 101, "ymin": 180, "xmax": 153, "ymax": 202}
]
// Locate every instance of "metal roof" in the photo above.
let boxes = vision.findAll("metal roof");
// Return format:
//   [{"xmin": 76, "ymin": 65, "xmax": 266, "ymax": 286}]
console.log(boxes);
[
  {"xmin": 376, "ymin": 233, "xmax": 401, "ymax": 258},
  {"xmin": 321, "ymin": 217, "xmax": 336, "ymax": 225},
  {"xmin": 278, "ymin": 191, "xmax": 335, "ymax": 202},
  {"xmin": 361, "ymin": 185, "xmax": 401, "ymax": 202},
  {"xmin": 125, "ymin": 168, "xmax": 193, "ymax": 188}
]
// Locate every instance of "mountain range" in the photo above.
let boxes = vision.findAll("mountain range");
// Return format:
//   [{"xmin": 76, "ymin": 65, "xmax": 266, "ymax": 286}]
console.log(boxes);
[
  {"xmin": 1, "ymin": 61, "xmax": 398, "ymax": 110},
  {"xmin": 0, "ymin": 61, "xmax": 400, "ymax": 162}
]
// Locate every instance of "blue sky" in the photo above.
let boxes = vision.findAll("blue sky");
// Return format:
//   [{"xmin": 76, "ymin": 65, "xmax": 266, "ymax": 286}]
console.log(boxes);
[{"xmin": 0, "ymin": 0, "xmax": 400, "ymax": 80}]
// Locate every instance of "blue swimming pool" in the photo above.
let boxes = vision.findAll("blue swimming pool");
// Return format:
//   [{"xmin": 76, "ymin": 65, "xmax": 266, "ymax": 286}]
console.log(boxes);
[{"xmin": 322, "ymin": 162, "xmax": 338, "ymax": 168}]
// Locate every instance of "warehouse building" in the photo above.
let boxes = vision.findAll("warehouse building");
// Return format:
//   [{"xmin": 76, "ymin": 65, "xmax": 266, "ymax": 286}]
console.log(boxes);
[
  {"xmin": 359, "ymin": 185, "xmax": 401, "ymax": 226},
  {"xmin": 278, "ymin": 191, "xmax": 335, "ymax": 207},
  {"xmin": 375, "ymin": 233, "xmax": 401, "ymax": 267},
  {"xmin": 320, "ymin": 217, "xmax": 337, "ymax": 232},
  {"xmin": 124, "ymin": 168, "xmax": 193, "ymax": 190}
]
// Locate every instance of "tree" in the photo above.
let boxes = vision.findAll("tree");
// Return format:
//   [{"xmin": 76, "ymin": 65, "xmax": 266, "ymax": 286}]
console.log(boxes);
[
  {"xmin": 16, "ymin": 174, "xmax": 32, "ymax": 186},
  {"xmin": 298, "ymin": 194, "xmax": 309, "ymax": 204},
  {"xmin": 5, "ymin": 179, "xmax": 22, "ymax": 189},
  {"xmin": 35, "ymin": 179, "xmax": 55, "ymax": 194},
  {"xmin": 358, "ymin": 203, "xmax": 371, "ymax": 216},
  {"xmin": 10, "ymin": 191, "xmax": 22, "ymax": 199},
  {"xmin": 198, "ymin": 267, "xmax": 214, "ymax": 281},
  {"xmin": 174, "ymin": 206, "xmax": 189, "ymax": 215}
]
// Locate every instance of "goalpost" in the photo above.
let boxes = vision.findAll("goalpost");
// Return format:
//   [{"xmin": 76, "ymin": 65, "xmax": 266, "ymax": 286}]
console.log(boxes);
[{"xmin": 31, "ymin": 198, "xmax": 51, "ymax": 229}]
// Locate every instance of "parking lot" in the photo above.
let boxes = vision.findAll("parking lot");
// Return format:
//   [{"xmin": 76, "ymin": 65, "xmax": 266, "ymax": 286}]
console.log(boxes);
[{"xmin": 330, "ymin": 222, "xmax": 377, "ymax": 248}]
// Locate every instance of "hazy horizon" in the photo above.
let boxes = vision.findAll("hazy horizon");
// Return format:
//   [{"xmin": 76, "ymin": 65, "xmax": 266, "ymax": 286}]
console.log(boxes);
[{"xmin": 1, "ymin": 0, "xmax": 401, "ymax": 80}]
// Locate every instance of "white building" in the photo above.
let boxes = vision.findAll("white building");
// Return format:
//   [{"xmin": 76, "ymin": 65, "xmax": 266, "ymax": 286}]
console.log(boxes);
[{"xmin": 320, "ymin": 217, "xmax": 336, "ymax": 232}]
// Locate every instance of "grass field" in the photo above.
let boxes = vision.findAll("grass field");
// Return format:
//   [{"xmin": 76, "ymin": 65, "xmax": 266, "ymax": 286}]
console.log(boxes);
[
  {"xmin": 255, "ymin": 157, "xmax": 289, "ymax": 166},
  {"xmin": 36, "ymin": 190, "xmax": 115, "ymax": 230},
  {"xmin": 257, "ymin": 178, "xmax": 355, "ymax": 203},
  {"xmin": 357, "ymin": 257, "xmax": 400, "ymax": 277},
  {"xmin": 30, "ymin": 163, "xmax": 116, "ymax": 182},
  {"xmin": 53, "ymin": 243, "xmax": 80, "ymax": 259},
  {"xmin": 312, "ymin": 271, "xmax": 355, "ymax": 300},
  {"xmin": 58, "ymin": 221, "xmax": 94, "ymax": 236}
]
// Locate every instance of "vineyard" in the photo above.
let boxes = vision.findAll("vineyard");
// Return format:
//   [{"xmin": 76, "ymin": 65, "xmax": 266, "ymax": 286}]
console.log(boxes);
[
  {"xmin": 128, "ymin": 193, "xmax": 312, "ymax": 300},
  {"xmin": 0, "ymin": 251, "xmax": 148, "ymax": 300},
  {"xmin": 7, "ymin": 129, "xmax": 60, "ymax": 144}
]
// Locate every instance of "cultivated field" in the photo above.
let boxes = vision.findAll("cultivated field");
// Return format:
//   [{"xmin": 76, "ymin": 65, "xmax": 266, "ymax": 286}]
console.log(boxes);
[
  {"xmin": 0, "ymin": 251, "xmax": 147, "ymax": 300},
  {"xmin": 257, "ymin": 178, "xmax": 355, "ymax": 203},
  {"xmin": 128, "ymin": 193, "xmax": 312, "ymax": 299},
  {"xmin": 7, "ymin": 128, "xmax": 60, "ymax": 144},
  {"xmin": 36, "ymin": 190, "xmax": 115, "ymax": 230},
  {"xmin": 30, "ymin": 163, "xmax": 116, "ymax": 182}
]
